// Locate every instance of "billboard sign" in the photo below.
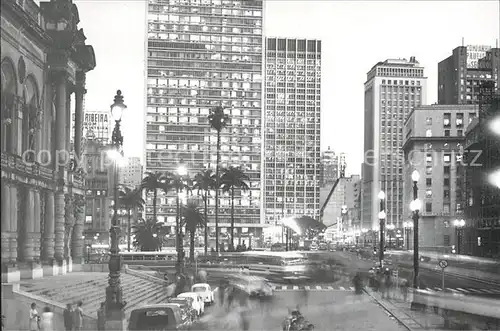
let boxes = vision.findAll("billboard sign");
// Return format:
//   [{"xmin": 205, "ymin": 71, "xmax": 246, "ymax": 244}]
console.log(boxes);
[
  {"xmin": 466, "ymin": 45, "xmax": 491, "ymax": 69},
  {"xmin": 83, "ymin": 111, "xmax": 111, "ymax": 141}
]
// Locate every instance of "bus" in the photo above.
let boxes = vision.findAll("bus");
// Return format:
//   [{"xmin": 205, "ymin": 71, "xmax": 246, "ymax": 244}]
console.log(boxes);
[{"xmin": 225, "ymin": 251, "xmax": 309, "ymax": 275}]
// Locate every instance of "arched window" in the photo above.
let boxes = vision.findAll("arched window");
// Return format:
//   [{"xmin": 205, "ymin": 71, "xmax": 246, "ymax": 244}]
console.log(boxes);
[
  {"xmin": 1, "ymin": 58, "xmax": 17, "ymax": 153},
  {"xmin": 23, "ymin": 75, "xmax": 39, "ymax": 157}
]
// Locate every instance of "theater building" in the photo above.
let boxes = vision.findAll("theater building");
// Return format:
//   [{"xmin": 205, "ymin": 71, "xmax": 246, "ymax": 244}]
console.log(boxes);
[{"xmin": 1, "ymin": 0, "xmax": 95, "ymax": 281}]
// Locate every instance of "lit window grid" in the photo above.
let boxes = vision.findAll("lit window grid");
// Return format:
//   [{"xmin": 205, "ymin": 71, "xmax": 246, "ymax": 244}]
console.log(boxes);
[
  {"xmin": 263, "ymin": 52, "xmax": 321, "ymax": 222},
  {"xmin": 146, "ymin": 0, "xmax": 263, "ymax": 225}
]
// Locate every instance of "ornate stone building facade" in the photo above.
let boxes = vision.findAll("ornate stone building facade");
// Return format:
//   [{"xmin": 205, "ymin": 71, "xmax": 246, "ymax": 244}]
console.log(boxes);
[{"xmin": 1, "ymin": 0, "xmax": 95, "ymax": 281}]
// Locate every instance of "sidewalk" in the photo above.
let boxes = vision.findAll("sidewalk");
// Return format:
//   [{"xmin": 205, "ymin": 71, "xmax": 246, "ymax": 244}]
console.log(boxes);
[{"xmin": 365, "ymin": 288, "xmax": 447, "ymax": 330}]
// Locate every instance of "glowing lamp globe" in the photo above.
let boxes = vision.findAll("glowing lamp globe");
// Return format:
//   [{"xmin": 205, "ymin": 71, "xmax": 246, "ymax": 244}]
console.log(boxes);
[
  {"xmin": 110, "ymin": 90, "xmax": 127, "ymax": 122},
  {"xmin": 411, "ymin": 170, "xmax": 420, "ymax": 182}
]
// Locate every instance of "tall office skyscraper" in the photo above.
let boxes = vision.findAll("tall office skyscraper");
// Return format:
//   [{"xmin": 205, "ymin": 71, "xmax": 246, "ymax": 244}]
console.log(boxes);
[
  {"xmin": 361, "ymin": 57, "xmax": 427, "ymax": 230},
  {"xmin": 263, "ymin": 37, "xmax": 322, "ymax": 224},
  {"xmin": 146, "ymin": 0, "xmax": 264, "ymax": 241}
]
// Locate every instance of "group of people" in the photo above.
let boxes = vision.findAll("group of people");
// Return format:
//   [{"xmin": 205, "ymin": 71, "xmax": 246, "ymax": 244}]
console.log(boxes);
[
  {"xmin": 28, "ymin": 302, "xmax": 82, "ymax": 331},
  {"xmin": 368, "ymin": 268, "xmax": 410, "ymax": 301}
]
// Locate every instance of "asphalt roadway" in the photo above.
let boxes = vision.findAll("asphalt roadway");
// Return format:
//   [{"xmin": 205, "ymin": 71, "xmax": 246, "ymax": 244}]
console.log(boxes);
[
  {"xmin": 331, "ymin": 251, "xmax": 500, "ymax": 299},
  {"xmin": 200, "ymin": 290, "xmax": 407, "ymax": 331}
]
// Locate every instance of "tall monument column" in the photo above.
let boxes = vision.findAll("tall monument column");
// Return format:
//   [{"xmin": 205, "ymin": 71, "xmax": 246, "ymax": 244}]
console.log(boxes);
[
  {"xmin": 74, "ymin": 71, "xmax": 86, "ymax": 159},
  {"xmin": 43, "ymin": 191, "xmax": 55, "ymax": 262},
  {"xmin": 54, "ymin": 71, "xmax": 68, "ymax": 169},
  {"xmin": 54, "ymin": 192, "xmax": 65, "ymax": 262},
  {"xmin": 23, "ymin": 189, "xmax": 36, "ymax": 262},
  {"xmin": 9, "ymin": 184, "xmax": 18, "ymax": 263},
  {"xmin": 1, "ymin": 181, "xmax": 12, "ymax": 264},
  {"xmin": 71, "ymin": 194, "xmax": 85, "ymax": 263},
  {"xmin": 54, "ymin": 71, "xmax": 68, "ymax": 263},
  {"xmin": 33, "ymin": 190, "xmax": 42, "ymax": 261}
]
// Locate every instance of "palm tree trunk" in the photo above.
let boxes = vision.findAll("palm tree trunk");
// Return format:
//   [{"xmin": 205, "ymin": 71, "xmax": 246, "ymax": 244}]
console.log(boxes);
[
  {"xmin": 215, "ymin": 129, "xmax": 221, "ymax": 253},
  {"xmin": 190, "ymin": 230, "xmax": 195, "ymax": 263},
  {"xmin": 230, "ymin": 186, "xmax": 234, "ymax": 250},
  {"xmin": 127, "ymin": 208, "xmax": 131, "ymax": 252},
  {"xmin": 204, "ymin": 192, "xmax": 208, "ymax": 256},
  {"xmin": 153, "ymin": 189, "xmax": 157, "ymax": 222}
]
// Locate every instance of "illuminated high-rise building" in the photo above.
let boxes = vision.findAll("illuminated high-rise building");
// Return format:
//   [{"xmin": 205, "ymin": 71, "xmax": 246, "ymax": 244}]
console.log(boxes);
[
  {"xmin": 146, "ymin": 0, "xmax": 264, "ymax": 243},
  {"xmin": 361, "ymin": 57, "xmax": 427, "ymax": 230},
  {"xmin": 263, "ymin": 37, "xmax": 322, "ymax": 224}
]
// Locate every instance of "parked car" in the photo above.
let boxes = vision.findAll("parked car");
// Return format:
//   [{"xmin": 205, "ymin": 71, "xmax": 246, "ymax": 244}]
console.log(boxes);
[
  {"xmin": 167, "ymin": 297, "xmax": 197, "ymax": 322},
  {"xmin": 177, "ymin": 292, "xmax": 204, "ymax": 316},
  {"xmin": 191, "ymin": 283, "xmax": 214, "ymax": 306},
  {"xmin": 128, "ymin": 304, "xmax": 189, "ymax": 330}
]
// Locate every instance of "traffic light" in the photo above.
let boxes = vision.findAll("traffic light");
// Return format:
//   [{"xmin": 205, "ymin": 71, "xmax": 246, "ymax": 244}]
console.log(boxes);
[
  {"xmin": 451, "ymin": 245, "xmax": 456, "ymax": 254},
  {"xmin": 373, "ymin": 246, "xmax": 377, "ymax": 254}
]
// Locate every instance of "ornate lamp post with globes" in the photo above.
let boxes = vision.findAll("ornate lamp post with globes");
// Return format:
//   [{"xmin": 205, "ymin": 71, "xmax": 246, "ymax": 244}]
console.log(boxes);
[
  {"xmin": 403, "ymin": 221, "xmax": 413, "ymax": 250},
  {"xmin": 378, "ymin": 191, "xmax": 386, "ymax": 267},
  {"xmin": 105, "ymin": 90, "xmax": 127, "ymax": 329},
  {"xmin": 410, "ymin": 170, "xmax": 423, "ymax": 310}
]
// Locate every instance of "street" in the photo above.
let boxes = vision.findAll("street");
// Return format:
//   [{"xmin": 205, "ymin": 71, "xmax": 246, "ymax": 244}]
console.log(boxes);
[
  {"xmin": 333, "ymin": 251, "xmax": 500, "ymax": 298},
  {"xmin": 202, "ymin": 290, "xmax": 406, "ymax": 331}
]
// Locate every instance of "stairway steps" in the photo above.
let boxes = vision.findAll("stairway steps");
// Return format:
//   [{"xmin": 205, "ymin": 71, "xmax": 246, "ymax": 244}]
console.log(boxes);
[
  {"xmin": 84, "ymin": 281, "xmax": 158, "ymax": 315},
  {"xmin": 47, "ymin": 275, "xmax": 138, "ymax": 303},
  {"xmin": 46, "ymin": 279, "xmax": 109, "ymax": 302}
]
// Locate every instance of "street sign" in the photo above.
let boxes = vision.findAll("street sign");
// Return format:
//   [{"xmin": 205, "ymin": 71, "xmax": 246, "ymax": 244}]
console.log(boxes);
[{"xmin": 439, "ymin": 260, "xmax": 448, "ymax": 269}]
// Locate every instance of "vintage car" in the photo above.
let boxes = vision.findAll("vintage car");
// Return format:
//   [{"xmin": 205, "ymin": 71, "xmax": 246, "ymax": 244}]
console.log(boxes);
[
  {"xmin": 177, "ymin": 292, "xmax": 204, "ymax": 316},
  {"xmin": 191, "ymin": 283, "xmax": 215, "ymax": 305},
  {"xmin": 167, "ymin": 297, "xmax": 197, "ymax": 322},
  {"xmin": 128, "ymin": 303, "xmax": 189, "ymax": 330},
  {"xmin": 229, "ymin": 275, "xmax": 274, "ymax": 298}
]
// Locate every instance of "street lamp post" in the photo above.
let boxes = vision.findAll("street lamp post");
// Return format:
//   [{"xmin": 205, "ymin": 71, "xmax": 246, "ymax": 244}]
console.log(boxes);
[
  {"xmin": 387, "ymin": 223, "xmax": 395, "ymax": 249},
  {"xmin": 378, "ymin": 191, "xmax": 386, "ymax": 267},
  {"xmin": 176, "ymin": 164, "xmax": 187, "ymax": 266},
  {"xmin": 105, "ymin": 90, "xmax": 127, "ymax": 328},
  {"xmin": 453, "ymin": 219, "xmax": 465, "ymax": 254},
  {"xmin": 403, "ymin": 221, "xmax": 413, "ymax": 250},
  {"xmin": 410, "ymin": 170, "xmax": 421, "ymax": 291}
]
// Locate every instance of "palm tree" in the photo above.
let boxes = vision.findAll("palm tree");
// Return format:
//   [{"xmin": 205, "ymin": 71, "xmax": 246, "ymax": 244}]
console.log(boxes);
[
  {"xmin": 208, "ymin": 106, "xmax": 229, "ymax": 253},
  {"xmin": 182, "ymin": 201, "xmax": 206, "ymax": 262},
  {"xmin": 162, "ymin": 171, "xmax": 192, "ymax": 263},
  {"xmin": 118, "ymin": 186, "xmax": 145, "ymax": 251},
  {"xmin": 220, "ymin": 166, "xmax": 250, "ymax": 250},
  {"xmin": 132, "ymin": 218, "xmax": 163, "ymax": 251},
  {"xmin": 193, "ymin": 169, "xmax": 216, "ymax": 255},
  {"xmin": 141, "ymin": 172, "xmax": 164, "ymax": 222}
]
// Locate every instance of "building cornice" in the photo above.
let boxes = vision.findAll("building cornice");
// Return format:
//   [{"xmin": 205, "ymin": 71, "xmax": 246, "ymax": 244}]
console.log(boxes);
[{"xmin": 1, "ymin": 0, "xmax": 53, "ymax": 50}]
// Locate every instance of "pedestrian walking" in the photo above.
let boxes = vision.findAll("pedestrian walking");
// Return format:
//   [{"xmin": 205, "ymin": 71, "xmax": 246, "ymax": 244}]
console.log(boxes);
[
  {"xmin": 29, "ymin": 303, "xmax": 39, "ymax": 331},
  {"xmin": 300, "ymin": 287, "xmax": 309, "ymax": 307},
  {"xmin": 73, "ymin": 301, "xmax": 84, "ymax": 331},
  {"xmin": 400, "ymin": 279, "xmax": 409, "ymax": 302},
  {"xmin": 97, "ymin": 302, "xmax": 106, "ymax": 331},
  {"xmin": 63, "ymin": 304, "xmax": 74, "ymax": 331},
  {"xmin": 383, "ymin": 270, "xmax": 393, "ymax": 299},
  {"xmin": 40, "ymin": 307, "xmax": 54, "ymax": 331}
]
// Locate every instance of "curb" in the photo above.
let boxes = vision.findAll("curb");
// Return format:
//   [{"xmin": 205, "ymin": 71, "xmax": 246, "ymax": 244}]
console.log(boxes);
[{"xmin": 363, "ymin": 289, "xmax": 421, "ymax": 331}]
